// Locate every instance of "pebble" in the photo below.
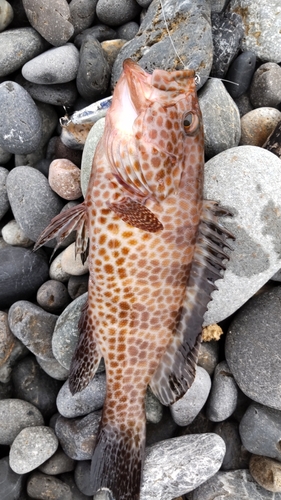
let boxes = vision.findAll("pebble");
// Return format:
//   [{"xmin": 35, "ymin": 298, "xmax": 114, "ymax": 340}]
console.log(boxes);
[
  {"xmin": 74, "ymin": 460, "xmax": 93, "ymax": 496},
  {"xmin": 2, "ymin": 219, "xmax": 33, "ymax": 247},
  {"xmin": 60, "ymin": 471, "xmax": 93, "ymax": 500},
  {"xmin": 0, "ymin": 81, "xmax": 42, "ymax": 154},
  {"xmin": 203, "ymin": 146, "xmax": 281, "ymax": 325},
  {"xmin": 50, "ymin": 252, "xmax": 72, "ymax": 282},
  {"xmin": 211, "ymin": 10, "xmax": 244, "ymax": 78},
  {"xmin": 61, "ymin": 242, "xmax": 89, "ymax": 276},
  {"xmin": 36, "ymin": 355, "xmax": 69, "ymax": 381},
  {"xmin": 199, "ymin": 78, "xmax": 241, "ymax": 157},
  {"xmin": 0, "ymin": 167, "xmax": 9, "ymax": 220},
  {"xmin": 54, "ymin": 137, "xmax": 83, "ymax": 167},
  {"xmin": 0, "ymin": 0, "xmax": 13, "ymax": 31},
  {"xmin": 49, "ymin": 158, "xmax": 82, "ymax": 200},
  {"xmin": 250, "ymin": 455, "xmax": 281, "ymax": 493},
  {"xmin": 96, "ymin": 0, "xmax": 141, "ymax": 27},
  {"xmin": 36, "ymin": 280, "xmax": 70, "ymax": 313},
  {"xmin": 69, "ymin": 0, "xmax": 97, "ymax": 37},
  {"xmin": 225, "ymin": 51, "xmax": 256, "ymax": 99},
  {"xmin": 38, "ymin": 447, "xmax": 75, "ymax": 475},
  {"xmin": 226, "ymin": 287, "xmax": 281, "ymax": 410},
  {"xmin": 235, "ymin": 92, "xmax": 254, "ymax": 117},
  {"xmin": 17, "ymin": 75, "xmax": 78, "ymax": 106},
  {"xmin": 56, "ymin": 372, "xmax": 106, "ymax": 418},
  {"xmin": 0, "ymin": 145, "xmax": 12, "ymax": 164},
  {"xmin": 0, "ymin": 311, "xmax": 27, "ymax": 384},
  {"xmin": 22, "ymin": 0, "xmax": 74, "ymax": 47},
  {"xmin": 0, "ymin": 457, "xmax": 26, "ymax": 500},
  {"xmin": 206, "ymin": 361, "xmax": 238, "ymax": 422},
  {"xmin": 229, "ymin": 0, "xmax": 281, "ymax": 64},
  {"xmin": 0, "ymin": 27, "xmax": 47, "ymax": 77},
  {"xmin": 249, "ymin": 62, "xmax": 281, "ymax": 108},
  {"xmin": 240, "ymin": 107, "xmax": 281, "ymax": 147},
  {"xmin": 68, "ymin": 273, "xmax": 89, "ymax": 299},
  {"xmin": 197, "ymin": 341, "xmax": 219, "ymax": 376},
  {"xmin": 80, "ymin": 117, "xmax": 105, "ymax": 196},
  {"xmin": 146, "ymin": 406, "xmax": 178, "ymax": 447},
  {"xmin": 263, "ymin": 120, "xmax": 281, "ymax": 159},
  {"xmin": 0, "ymin": 246, "xmax": 49, "ymax": 309},
  {"xmin": 145, "ymin": 389, "xmax": 163, "ymax": 424},
  {"xmin": 0, "ymin": 398, "xmax": 43, "ymax": 445},
  {"xmin": 170, "ymin": 366, "xmax": 211, "ymax": 426},
  {"xmin": 55, "ymin": 411, "xmax": 101, "ymax": 460},
  {"xmin": 12, "ymin": 356, "xmax": 62, "ymax": 419},
  {"xmin": 189, "ymin": 469, "xmax": 281, "ymax": 499},
  {"xmin": 239, "ymin": 402, "xmax": 281, "ymax": 460},
  {"xmin": 74, "ymin": 23, "xmax": 117, "ymax": 48},
  {"xmin": 8, "ymin": 301, "xmax": 58, "ymax": 361},
  {"xmin": 27, "ymin": 471, "xmax": 72, "ymax": 500},
  {"xmin": 116, "ymin": 21, "xmax": 139, "ymax": 40},
  {"xmin": 22, "ymin": 43, "xmax": 80, "ymax": 84},
  {"xmin": 101, "ymin": 39, "xmax": 127, "ymax": 70},
  {"xmin": 214, "ymin": 419, "xmax": 250, "ymax": 470},
  {"xmin": 76, "ymin": 36, "xmax": 111, "ymax": 101}
]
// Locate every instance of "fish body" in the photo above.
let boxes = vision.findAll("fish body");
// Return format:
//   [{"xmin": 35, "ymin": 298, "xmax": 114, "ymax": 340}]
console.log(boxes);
[{"xmin": 35, "ymin": 59, "xmax": 233, "ymax": 500}]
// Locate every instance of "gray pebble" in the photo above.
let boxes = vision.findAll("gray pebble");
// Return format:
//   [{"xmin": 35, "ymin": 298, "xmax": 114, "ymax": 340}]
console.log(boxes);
[
  {"xmin": 69, "ymin": 0, "xmax": 97, "ymax": 37},
  {"xmin": 170, "ymin": 366, "xmax": 211, "ymax": 426},
  {"xmin": 22, "ymin": 43, "xmax": 80, "ymax": 84},
  {"xmin": 27, "ymin": 470, "xmax": 72, "ymax": 500},
  {"xmin": 0, "ymin": 398, "xmax": 43, "ymax": 445},
  {"xmin": 0, "ymin": 310, "xmax": 27, "ymax": 384},
  {"xmin": 49, "ymin": 251, "xmax": 72, "ymax": 283},
  {"xmin": 74, "ymin": 23, "xmax": 117, "ymax": 49},
  {"xmin": 0, "ymin": 0, "xmax": 13, "ymax": 31},
  {"xmin": 81, "ymin": 117, "xmax": 105, "ymax": 196},
  {"xmin": 76, "ymin": 36, "xmax": 111, "ymax": 101},
  {"xmin": 235, "ymin": 92, "xmax": 254, "ymax": 117},
  {"xmin": 214, "ymin": 420, "xmax": 250, "ymax": 470},
  {"xmin": 7, "ymin": 166, "xmax": 64, "ymax": 245},
  {"xmin": 60, "ymin": 472, "xmax": 93, "ymax": 500},
  {"xmin": 0, "ymin": 81, "xmax": 42, "ymax": 154},
  {"xmin": 2, "ymin": 220, "xmax": 33, "ymax": 247},
  {"xmin": 145, "ymin": 389, "xmax": 163, "ymax": 424},
  {"xmin": 116, "ymin": 21, "xmax": 139, "ymax": 40},
  {"xmin": 23, "ymin": 0, "xmax": 74, "ymax": 47},
  {"xmin": 146, "ymin": 406, "xmax": 178, "ymax": 447},
  {"xmin": 38, "ymin": 447, "xmax": 75, "ymax": 475},
  {"xmin": 74, "ymin": 460, "xmax": 93, "ymax": 496},
  {"xmin": 0, "ymin": 27, "xmax": 47, "ymax": 77},
  {"xmin": 135, "ymin": 0, "xmax": 152, "ymax": 7},
  {"xmin": 225, "ymin": 287, "xmax": 281, "ymax": 410},
  {"xmin": 0, "ymin": 167, "xmax": 9, "ymax": 220},
  {"xmin": 68, "ymin": 274, "xmax": 89, "ymax": 300},
  {"xmin": 8, "ymin": 301, "xmax": 58, "ymax": 361},
  {"xmin": 206, "ymin": 361, "xmax": 238, "ymax": 422},
  {"xmin": 198, "ymin": 340, "xmax": 219, "ymax": 375},
  {"xmin": 211, "ymin": 10, "xmax": 244, "ymax": 79},
  {"xmin": 199, "ymin": 78, "xmax": 241, "ymax": 157},
  {"xmin": 18, "ymin": 74, "xmax": 78, "ymax": 107},
  {"xmin": 55, "ymin": 411, "xmax": 101, "ymax": 460},
  {"xmin": 250, "ymin": 62, "xmax": 281, "ymax": 108},
  {"xmin": 96, "ymin": 0, "xmax": 141, "ymax": 27},
  {"xmin": 36, "ymin": 280, "xmax": 70, "ymax": 313},
  {"xmin": 239, "ymin": 402, "xmax": 281, "ymax": 461},
  {"xmin": 0, "ymin": 456, "xmax": 26, "ymax": 500},
  {"xmin": 36, "ymin": 355, "xmax": 69, "ymax": 381},
  {"xmin": 56, "ymin": 372, "xmax": 106, "ymax": 418},
  {"xmin": 0, "ymin": 144, "xmax": 12, "ymax": 164}
]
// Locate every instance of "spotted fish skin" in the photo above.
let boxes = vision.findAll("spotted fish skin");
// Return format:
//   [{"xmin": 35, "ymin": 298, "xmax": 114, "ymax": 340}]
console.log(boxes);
[{"xmin": 34, "ymin": 59, "xmax": 234, "ymax": 500}]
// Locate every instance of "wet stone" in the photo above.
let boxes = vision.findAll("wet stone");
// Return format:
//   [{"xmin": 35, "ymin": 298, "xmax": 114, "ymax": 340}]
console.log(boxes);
[
  {"xmin": 211, "ymin": 10, "xmax": 244, "ymax": 78},
  {"xmin": 76, "ymin": 36, "xmax": 111, "ymax": 101},
  {"xmin": 38, "ymin": 447, "xmax": 75, "ymax": 475},
  {"xmin": 225, "ymin": 51, "xmax": 256, "ymax": 99},
  {"xmin": 55, "ymin": 411, "xmax": 101, "ymax": 461},
  {"xmin": 8, "ymin": 301, "xmax": 58, "ymax": 361},
  {"xmin": 0, "ymin": 167, "xmax": 9, "ymax": 221},
  {"xmin": 36, "ymin": 280, "xmax": 70, "ymax": 314},
  {"xmin": 56, "ymin": 372, "xmax": 106, "ymax": 418},
  {"xmin": 235, "ymin": 92, "xmax": 254, "ymax": 117},
  {"xmin": 0, "ymin": 398, "xmax": 44, "ymax": 446},
  {"xmin": 96, "ymin": 0, "xmax": 141, "ymax": 27},
  {"xmin": 206, "ymin": 361, "xmax": 238, "ymax": 422},
  {"xmin": 0, "ymin": 457, "xmax": 26, "ymax": 500},
  {"xmin": 250, "ymin": 62, "xmax": 281, "ymax": 108},
  {"xmin": 27, "ymin": 471, "xmax": 73, "ymax": 500},
  {"xmin": 214, "ymin": 420, "xmax": 250, "ymax": 470},
  {"xmin": 0, "ymin": 247, "xmax": 49, "ymax": 309}
]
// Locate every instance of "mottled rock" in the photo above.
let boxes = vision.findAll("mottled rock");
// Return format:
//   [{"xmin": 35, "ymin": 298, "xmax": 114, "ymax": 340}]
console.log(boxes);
[
  {"xmin": 61, "ymin": 243, "xmax": 89, "ymax": 276},
  {"xmin": 55, "ymin": 412, "xmax": 101, "ymax": 460},
  {"xmin": 0, "ymin": 27, "xmax": 46, "ymax": 77},
  {"xmin": 211, "ymin": 10, "xmax": 244, "ymax": 78},
  {"xmin": 76, "ymin": 36, "xmax": 111, "ymax": 101},
  {"xmin": 250, "ymin": 62, "xmax": 281, "ymax": 108},
  {"xmin": 2, "ymin": 219, "xmax": 33, "ymax": 247},
  {"xmin": 206, "ymin": 361, "xmax": 238, "ymax": 422},
  {"xmin": 96, "ymin": 0, "xmax": 141, "ymax": 27},
  {"xmin": 263, "ymin": 120, "xmax": 281, "ymax": 160},
  {"xmin": 250, "ymin": 455, "xmax": 281, "ymax": 493},
  {"xmin": 240, "ymin": 107, "xmax": 281, "ymax": 146},
  {"xmin": 81, "ymin": 117, "xmax": 105, "ymax": 196},
  {"xmin": 0, "ymin": 81, "xmax": 42, "ymax": 154},
  {"xmin": 225, "ymin": 51, "xmax": 256, "ymax": 99},
  {"xmin": 0, "ymin": 247, "xmax": 49, "ymax": 309},
  {"xmin": 0, "ymin": 457, "xmax": 26, "ymax": 500},
  {"xmin": 0, "ymin": 311, "xmax": 27, "ymax": 384},
  {"xmin": 27, "ymin": 471, "xmax": 72, "ymax": 500},
  {"xmin": 38, "ymin": 447, "xmax": 75, "ymax": 475},
  {"xmin": 49, "ymin": 158, "xmax": 82, "ymax": 200},
  {"xmin": 0, "ymin": 399, "xmax": 44, "ymax": 445},
  {"xmin": 57, "ymin": 373, "xmax": 106, "ymax": 418},
  {"xmin": 214, "ymin": 420, "xmax": 250, "ymax": 470}
]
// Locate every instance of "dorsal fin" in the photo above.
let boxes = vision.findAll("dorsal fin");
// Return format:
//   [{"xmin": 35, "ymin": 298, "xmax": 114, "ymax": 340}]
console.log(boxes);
[{"xmin": 149, "ymin": 200, "xmax": 235, "ymax": 405}]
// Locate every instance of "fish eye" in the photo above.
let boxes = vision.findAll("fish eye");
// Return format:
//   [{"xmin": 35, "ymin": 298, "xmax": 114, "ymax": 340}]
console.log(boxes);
[{"xmin": 183, "ymin": 112, "xmax": 199, "ymax": 135}]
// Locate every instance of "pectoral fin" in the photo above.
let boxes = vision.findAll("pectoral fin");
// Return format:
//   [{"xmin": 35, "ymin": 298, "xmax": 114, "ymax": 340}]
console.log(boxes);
[{"xmin": 108, "ymin": 197, "xmax": 163, "ymax": 233}]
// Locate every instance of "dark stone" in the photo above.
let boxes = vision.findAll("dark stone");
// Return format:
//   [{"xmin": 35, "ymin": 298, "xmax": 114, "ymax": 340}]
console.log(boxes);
[
  {"xmin": 68, "ymin": 274, "xmax": 89, "ymax": 299},
  {"xmin": 74, "ymin": 24, "xmax": 117, "ymax": 49},
  {"xmin": 263, "ymin": 119, "xmax": 281, "ymax": 159},
  {"xmin": 38, "ymin": 447, "xmax": 75, "ymax": 475},
  {"xmin": 74, "ymin": 461, "xmax": 92, "ymax": 496},
  {"xmin": 0, "ymin": 399, "xmax": 44, "ymax": 446},
  {"xmin": 250, "ymin": 62, "xmax": 281, "ymax": 108},
  {"xmin": 55, "ymin": 412, "xmax": 101, "ymax": 460},
  {"xmin": 27, "ymin": 471, "xmax": 72, "ymax": 500},
  {"xmin": 211, "ymin": 11, "xmax": 244, "ymax": 78},
  {"xmin": 16, "ymin": 75, "xmax": 78, "ymax": 107},
  {"xmin": 116, "ymin": 21, "xmax": 140, "ymax": 40},
  {"xmin": 225, "ymin": 51, "xmax": 256, "ymax": 98},
  {"xmin": 146, "ymin": 406, "xmax": 178, "ymax": 446},
  {"xmin": 69, "ymin": 0, "xmax": 98, "ymax": 37},
  {"xmin": 206, "ymin": 360, "xmax": 238, "ymax": 422},
  {"xmin": 214, "ymin": 419, "xmax": 250, "ymax": 470},
  {"xmin": 0, "ymin": 81, "xmax": 42, "ymax": 154},
  {"xmin": 0, "ymin": 167, "xmax": 9, "ymax": 221},
  {"xmin": 37, "ymin": 280, "xmax": 70, "ymax": 313},
  {"xmin": 0, "ymin": 457, "xmax": 26, "ymax": 500},
  {"xmin": 96, "ymin": 0, "xmax": 141, "ymax": 27},
  {"xmin": 60, "ymin": 472, "xmax": 93, "ymax": 500},
  {"xmin": 54, "ymin": 137, "xmax": 83, "ymax": 167},
  {"xmin": 0, "ymin": 247, "xmax": 49, "ymax": 309},
  {"xmin": 76, "ymin": 36, "xmax": 111, "ymax": 101}
]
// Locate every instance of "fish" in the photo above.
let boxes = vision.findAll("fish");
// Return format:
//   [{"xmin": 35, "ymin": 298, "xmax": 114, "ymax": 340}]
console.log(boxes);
[{"xmin": 34, "ymin": 58, "xmax": 234, "ymax": 500}]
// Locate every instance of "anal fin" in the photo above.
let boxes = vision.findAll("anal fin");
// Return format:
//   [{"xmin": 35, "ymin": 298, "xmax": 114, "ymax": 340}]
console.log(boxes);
[
  {"xmin": 69, "ymin": 299, "xmax": 101, "ymax": 394},
  {"xmin": 149, "ymin": 200, "xmax": 235, "ymax": 405}
]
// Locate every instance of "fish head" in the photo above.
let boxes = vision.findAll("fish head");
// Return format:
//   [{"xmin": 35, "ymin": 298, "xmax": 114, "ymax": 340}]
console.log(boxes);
[{"xmin": 106, "ymin": 59, "xmax": 204, "ymax": 202}]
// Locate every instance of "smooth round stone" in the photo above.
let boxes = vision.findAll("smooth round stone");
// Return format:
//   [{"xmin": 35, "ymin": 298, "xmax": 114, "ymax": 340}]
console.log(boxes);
[
  {"xmin": 68, "ymin": 273, "xmax": 89, "ymax": 299},
  {"xmin": 56, "ymin": 412, "xmax": 101, "ymax": 461},
  {"xmin": 170, "ymin": 367, "xmax": 211, "ymax": 426},
  {"xmin": 0, "ymin": 27, "xmax": 46, "ymax": 77},
  {"xmin": 263, "ymin": 120, "xmax": 281, "ymax": 160},
  {"xmin": 38, "ymin": 447, "xmax": 75, "ymax": 475},
  {"xmin": 7, "ymin": 166, "xmax": 64, "ymax": 245},
  {"xmin": 235, "ymin": 92, "xmax": 254, "ymax": 117},
  {"xmin": 49, "ymin": 159, "xmax": 82, "ymax": 200},
  {"xmin": 0, "ymin": 247, "xmax": 49, "ymax": 309},
  {"xmin": 206, "ymin": 361, "xmax": 238, "ymax": 422},
  {"xmin": 239, "ymin": 402, "xmax": 281, "ymax": 460},
  {"xmin": 0, "ymin": 311, "xmax": 27, "ymax": 384},
  {"xmin": 0, "ymin": 399, "xmax": 43, "ymax": 445},
  {"xmin": 199, "ymin": 78, "xmax": 241, "ymax": 157},
  {"xmin": 81, "ymin": 117, "xmax": 105, "ymax": 196},
  {"xmin": 27, "ymin": 471, "xmax": 72, "ymax": 500},
  {"xmin": 60, "ymin": 471, "xmax": 93, "ymax": 500},
  {"xmin": 0, "ymin": 0, "xmax": 13, "ymax": 31},
  {"xmin": 203, "ymin": 146, "xmax": 281, "ymax": 325},
  {"xmin": 37, "ymin": 280, "xmax": 70, "ymax": 313},
  {"xmin": 225, "ymin": 51, "xmax": 256, "ymax": 99},
  {"xmin": 61, "ymin": 243, "xmax": 89, "ymax": 276},
  {"xmin": 22, "ymin": 43, "xmax": 80, "ymax": 84},
  {"xmin": 18, "ymin": 76, "xmax": 78, "ymax": 106},
  {"xmin": 0, "ymin": 457, "xmax": 26, "ymax": 500},
  {"xmin": 22, "ymin": 0, "xmax": 74, "ymax": 46},
  {"xmin": 250, "ymin": 455, "xmax": 281, "ymax": 493},
  {"xmin": 2, "ymin": 219, "xmax": 33, "ymax": 247},
  {"xmin": 76, "ymin": 36, "xmax": 111, "ymax": 101},
  {"xmin": 35, "ymin": 100, "xmax": 59, "ymax": 147},
  {"xmin": 69, "ymin": 0, "xmax": 97, "ymax": 37},
  {"xmin": 116, "ymin": 21, "xmax": 139, "ymax": 40},
  {"xmin": 36, "ymin": 355, "xmax": 69, "ymax": 381},
  {"xmin": 250, "ymin": 62, "xmax": 281, "ymax": 108},
  {"xmin": 49, "ymin": 252, "xmax": 72, "ymax": 282},
  {"xmin": 96, "ymin": 0, "xmax": 141, "ymax": 27},
  {"xmin": 12, "ymin": 356, "xmax": 62, "ymax": 419},
  {"xmin": 8, "ymin": 301, "xmax": 58, "ymax": 361},
  {"xmin": 0, "ymin": 167, "xmax": 9, "ymax": 220},
  {"xmin": 229, "ymin": 0, "xmax": 281, "ymax": 64},
  {"xmin": 9, "ymin": 425, "xmax": 58, "ymax": 474},
  {"xmin": 211, "ymin": 11, "xmax": 244, "ymax": 78},
  {"xmin": 198, "ymin": 340, "xmax": 219, "ymax": 375},
  {"xmin": 214, "ymin": 420, "xmax": 250, "ymax": 470},
  {"xmin": 54, "ymin": 137, "xmax": 83, "ymax": 168},
  {"xmin": 240, "ymin": 107, "xmax": 281, "ymax": 147},
  {"xmin": 74, "ymin": 23, "xmax": 117, "ymax": 48},
  {"xmin": 226, "ymin": 287, "xmax": 281, "ymax": 409},
  {"xmin": 56, "ymin": 372, "xmax": 106, "ymax": 418},
  {"xmin": 145, "ymin": 390, "xmax": 163, "ymax": 424},
  {"xmin": 0, "ymin": 81, "xmax": 42, "ymax": 154}
]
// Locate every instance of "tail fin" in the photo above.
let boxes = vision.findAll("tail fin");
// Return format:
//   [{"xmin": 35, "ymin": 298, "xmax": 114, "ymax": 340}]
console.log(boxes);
[{"xmin": 91, "ymin": 411, "xmax": 146, "ymax": 500}]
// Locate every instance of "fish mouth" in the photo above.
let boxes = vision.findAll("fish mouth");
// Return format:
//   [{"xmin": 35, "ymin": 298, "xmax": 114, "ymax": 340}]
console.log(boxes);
[{"xmin": 122, "ymin": 58, "xmax": 153, "ymax": 113}]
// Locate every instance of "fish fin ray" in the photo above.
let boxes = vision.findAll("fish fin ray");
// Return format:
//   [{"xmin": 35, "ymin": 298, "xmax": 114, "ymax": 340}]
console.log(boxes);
[
  {"xmin": 108, "ymin": 197, "xmax": 163, "ymax": 233},
  {"xmin": 69, "ymin": 299, "xmax": 101, "ymax": 394},
  {"xmin": 149, "ymin": 200, "xmax": 235, "ymax": 405}
]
